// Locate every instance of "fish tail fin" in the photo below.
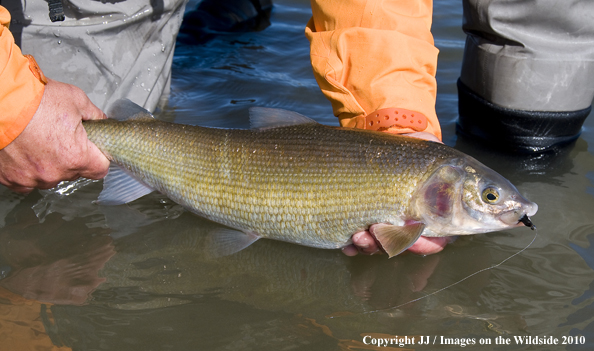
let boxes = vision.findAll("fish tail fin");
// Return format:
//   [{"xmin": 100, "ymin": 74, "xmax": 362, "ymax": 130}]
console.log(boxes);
[{"xmin": 107, "ymin": 99, "xmax": 155, "ymax": 121}]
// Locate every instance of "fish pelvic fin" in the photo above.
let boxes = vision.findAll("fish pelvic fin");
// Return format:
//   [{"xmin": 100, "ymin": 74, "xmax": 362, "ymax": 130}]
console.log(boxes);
[
  {"xmin": 96, "ymin": 164, "xmax": 154, "ymax": 205},
  {"xmin": 370, "ymin": 223, "xmax": 425, "ymax": 258},
  {"xmin": 205, "ymin": 227, "xmax": 260, "ymax": 257},
  {"xmin": 107, "ymin": 99, "xmax": 155, "ymax": 121},
  {"xmin": 249, "ymin": 107, "xmax": 318, "ymax": 129}
]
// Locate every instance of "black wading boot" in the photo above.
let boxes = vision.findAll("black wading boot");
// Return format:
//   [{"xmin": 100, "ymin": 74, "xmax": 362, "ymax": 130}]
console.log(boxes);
[{"xmin": 456, "ymin": 79, "xmax": 591, "ymax": 154}]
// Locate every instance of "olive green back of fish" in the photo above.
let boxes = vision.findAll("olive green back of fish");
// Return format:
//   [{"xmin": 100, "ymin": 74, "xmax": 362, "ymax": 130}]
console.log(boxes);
[{"xmin": 84, "ymin": 118, "xmax": 455, "ymax": 248}]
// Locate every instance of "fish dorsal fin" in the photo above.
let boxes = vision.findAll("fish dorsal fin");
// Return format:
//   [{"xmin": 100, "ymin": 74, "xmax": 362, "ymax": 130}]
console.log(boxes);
[
  {"xmin": 96, "ymin": 164, "xmax": 154, "ymax": 205},
  {"xmin": 371, "ymin": 223, "xmax": 425, "ymax": 258},
  {"xmin": 107, "ymin": 99, "xmax": 155, "ymax": 121},
  {"xmin": 249, "ymin": 107, "xmax": 318, "ymax": 129}
]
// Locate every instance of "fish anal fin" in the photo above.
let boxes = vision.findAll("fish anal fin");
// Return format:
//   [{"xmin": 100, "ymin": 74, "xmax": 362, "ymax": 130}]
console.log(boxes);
[
  {"xmin": 370, "ymin": 223, "xmax": 425, "ymax": 258},
  {"xmin": 205, "ymin": 227, "xmax": 260, "ymax": 257},
  {"xmin": 249, "ymin": 107, "xmax": 317, "ymax": 129}
]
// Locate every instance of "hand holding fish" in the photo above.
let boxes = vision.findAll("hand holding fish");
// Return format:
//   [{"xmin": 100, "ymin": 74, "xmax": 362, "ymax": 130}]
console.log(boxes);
[
  {"xmin": 343, "ymin": 131, "xmax": 447, "ymax": 256},
  {"xmin": 0, "ymin": 79, "xmax": 110, "ymax": 193}
]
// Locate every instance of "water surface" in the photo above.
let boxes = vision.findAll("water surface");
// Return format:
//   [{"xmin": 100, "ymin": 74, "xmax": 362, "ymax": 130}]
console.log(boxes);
[{"xmin": 2, "ymin": 0, "xmax": 594, "ymax": 350}]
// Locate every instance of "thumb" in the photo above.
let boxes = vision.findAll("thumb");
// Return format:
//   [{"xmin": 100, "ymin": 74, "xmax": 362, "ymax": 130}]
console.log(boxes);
[{"xmin": 82, "ymin": 103, "xmax": 108, "ymax": 122}]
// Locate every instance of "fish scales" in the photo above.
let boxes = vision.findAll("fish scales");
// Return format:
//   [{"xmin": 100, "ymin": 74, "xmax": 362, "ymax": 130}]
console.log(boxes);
[{"xmin": 85, "ymin": 118, "xmax": 454, "ymax": 248}]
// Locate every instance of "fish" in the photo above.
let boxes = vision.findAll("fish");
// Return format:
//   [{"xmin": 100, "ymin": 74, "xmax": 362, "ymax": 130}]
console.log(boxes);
[{"xmin": 83, "ymin": 100, "xmax": 538, "ymax": 257}]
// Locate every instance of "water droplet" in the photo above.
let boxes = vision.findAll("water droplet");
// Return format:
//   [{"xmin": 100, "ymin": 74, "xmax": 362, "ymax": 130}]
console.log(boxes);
[{"xmin": 57, "ymin": 40, "xmax": 62, "ymax": 44}]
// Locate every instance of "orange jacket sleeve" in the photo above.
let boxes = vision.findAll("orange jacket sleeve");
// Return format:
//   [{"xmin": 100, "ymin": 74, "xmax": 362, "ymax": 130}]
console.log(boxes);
[
  {"xmin": 0, "ymin": 6, "xmax": 45, "ymax": 149},
  {"xmin": 306, "ymin": 0, "xmax": 441, "ymax": 140}
]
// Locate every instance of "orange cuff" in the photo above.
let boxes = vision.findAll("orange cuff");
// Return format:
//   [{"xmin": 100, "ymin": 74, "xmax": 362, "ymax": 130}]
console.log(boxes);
[
  {"xmin": 306, "ymin": 0, "xmax": 441, "ymax": 140},
  {"xmin": 0, "ymin": 6, "xmax": 46, "ymax": 149},
  {"xmin": 345, "ymin": 107, "xmax": 428, "ymax": 132}
]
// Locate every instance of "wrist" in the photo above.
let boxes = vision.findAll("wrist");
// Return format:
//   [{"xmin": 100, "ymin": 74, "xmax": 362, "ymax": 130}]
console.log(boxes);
[
  {"xmin": 0, "ymin": 51, "xmax": 46, "ymax": 149},
  {"xmin": 340, "ymin": 107, "xmax": 442, "ymax": 141},
  {"xmin": 343, "ymin": 107, "xmax": 429, "ymax": 132}
]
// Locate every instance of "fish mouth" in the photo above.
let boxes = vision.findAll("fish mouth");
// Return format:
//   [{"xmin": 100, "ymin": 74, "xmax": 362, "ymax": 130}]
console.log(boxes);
[
  {"xmin": 518, "ymin": 214, "xmax": 536, "ymax": 230},
  {"xmin": 499, "ymin": 202, "xmax": 538, "ymax": 229}
]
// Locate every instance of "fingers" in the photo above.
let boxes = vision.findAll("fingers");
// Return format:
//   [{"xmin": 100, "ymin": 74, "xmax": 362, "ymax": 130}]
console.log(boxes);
[
  {"xmin": 352, "ymin": 231, "xmax": 381, "ymax": 254},
  {"xmin": 406, "ymin": 236, "xmax": 448, "ymax": 255},
  {"xmin": 79, "ymin": 139, "xmax": 110, "ymax": 180},
  {"xmin": 341, "ymin": 244, "xmax": 359, "ymax": 256},
  {"xmin": 81, "ymin": 102, "xmax": 108, "ymax": 121},
  {"xmin": 343, "ymin": 230, "xmax": 451, "ymax": 257},
  {"xmin": 342, "ymin": 231, "xmax": 382, "ymax": 256}
]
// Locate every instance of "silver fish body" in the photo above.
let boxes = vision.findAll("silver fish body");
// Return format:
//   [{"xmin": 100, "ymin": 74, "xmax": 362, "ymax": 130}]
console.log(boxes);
[{"xmin": 84, "ymin": 103, "xmax": 537, "ymax": 256}]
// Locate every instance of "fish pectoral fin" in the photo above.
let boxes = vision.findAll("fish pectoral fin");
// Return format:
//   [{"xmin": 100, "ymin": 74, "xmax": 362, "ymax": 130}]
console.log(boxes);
[
  {"xmin": 370, "ymin": 223, "xmax": 425, "ymax": 258},
  {"xmin": 249, "ymin": 107, "xmax": 318, "ymax": 129},
  {"xmin": 96, "ymin": 164, "xmax": 154, "ymax": 205},
  {"xmin": 205, "ymin": 228, "xmax": 260, "ymax": 257}
]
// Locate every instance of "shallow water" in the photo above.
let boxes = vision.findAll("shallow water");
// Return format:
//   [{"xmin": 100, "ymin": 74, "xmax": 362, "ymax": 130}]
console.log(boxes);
[{"xmin": 2, "ymin": 0, "xmax": 594, "ymax": 350}]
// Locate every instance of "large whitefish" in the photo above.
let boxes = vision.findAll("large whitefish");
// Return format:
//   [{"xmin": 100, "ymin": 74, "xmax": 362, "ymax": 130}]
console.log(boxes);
[{"xmin": 84, "ymin": 100, "xmax": 538, "ymax": 257}]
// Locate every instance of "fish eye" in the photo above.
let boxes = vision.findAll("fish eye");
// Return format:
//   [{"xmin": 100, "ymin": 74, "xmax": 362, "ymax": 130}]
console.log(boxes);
[{"xmin": 482, "ymin": 187, "xmax": 500, "ymax": 204}]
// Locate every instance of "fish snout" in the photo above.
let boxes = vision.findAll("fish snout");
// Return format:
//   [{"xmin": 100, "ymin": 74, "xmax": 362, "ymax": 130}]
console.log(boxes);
[
  {"xmin": 524, "ymin": 201, "xmax": 538, "ymax": 217},
  {"xmin": 500, "ymin": 201, "xmax": 538, "ymax": 228}
]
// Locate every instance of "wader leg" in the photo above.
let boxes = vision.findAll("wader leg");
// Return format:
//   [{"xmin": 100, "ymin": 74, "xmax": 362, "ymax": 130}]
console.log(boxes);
[
  {"xmin": 3, "ymin": 0, "xmax": 187, "ymax": 111},
  {"xmin": 457, "ymin": 0, "xmax": 594, "ymax": 153}
]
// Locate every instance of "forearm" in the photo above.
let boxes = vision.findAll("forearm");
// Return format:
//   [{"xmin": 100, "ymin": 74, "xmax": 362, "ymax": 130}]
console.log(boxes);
[
  {"xmin": 0, "ymin": 6, "xmax": 46, "ymax": 149},
  {"xmin": 306, "ymin": 0, "xmax": 441, "ymax": 140}
]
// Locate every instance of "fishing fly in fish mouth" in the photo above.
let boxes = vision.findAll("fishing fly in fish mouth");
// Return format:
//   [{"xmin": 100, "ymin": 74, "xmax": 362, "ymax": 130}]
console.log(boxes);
[{"xmin": 83, "ymin": 100, "xmax": 538, "ymax": 258}]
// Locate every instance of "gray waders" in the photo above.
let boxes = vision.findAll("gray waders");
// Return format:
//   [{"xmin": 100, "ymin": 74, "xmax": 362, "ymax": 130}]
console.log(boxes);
[
  {"xmin": 2, "ymin": 0, "xmax": 187, "ymax": 111},
  {"xmin": 458, "ymin": 0, "xmax": 594, "ymax": 153}
]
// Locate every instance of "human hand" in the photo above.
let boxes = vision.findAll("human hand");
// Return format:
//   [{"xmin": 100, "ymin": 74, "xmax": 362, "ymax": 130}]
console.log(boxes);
[
  {"xmin": 0, "ymin": 79, "xmax": 110, "ymax": 193},
  {"xmin": 343, "ymin": 130, "xmax": 450, "ymax": 257}
]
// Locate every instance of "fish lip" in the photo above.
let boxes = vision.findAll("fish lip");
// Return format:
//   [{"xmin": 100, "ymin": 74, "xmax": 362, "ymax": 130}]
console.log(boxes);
[
  {"xmin": 505, "ymin": 201, "xmax": 538, "ymax": 229},
  {"xmin": 499, "ymin": 205, "xmax": 537, "ymax": 228},
  {"xmin": 518, "ymin": 214, "xmax": 536, "ymax": 230},
  {"xmin": 525, "ymin": 202, "xmax": 538, "ymax": 217}
]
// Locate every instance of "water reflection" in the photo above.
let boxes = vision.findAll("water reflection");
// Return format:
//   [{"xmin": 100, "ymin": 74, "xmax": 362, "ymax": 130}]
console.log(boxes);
[
  {"xmin": 0, "ymin": 201, "xmax": 538, "ymax": 349},
  {"xmin": 0, "ymin": 211, "xmax": 114, "ymax": 306}
]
